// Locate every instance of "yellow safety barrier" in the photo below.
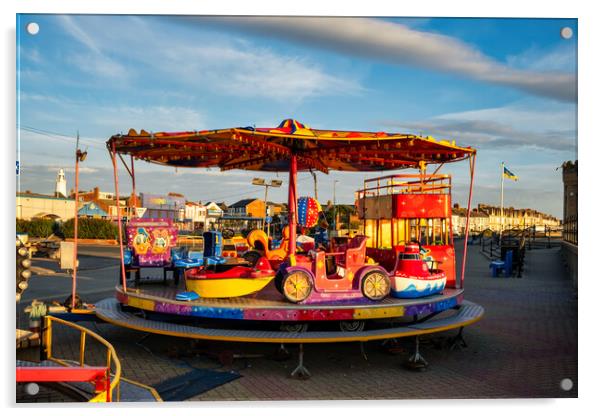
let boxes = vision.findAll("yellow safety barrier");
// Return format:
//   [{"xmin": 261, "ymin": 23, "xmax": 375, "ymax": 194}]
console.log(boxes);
[{"xmin": 43, "ymin": 315, "xmax": 122, "ymax": 402}]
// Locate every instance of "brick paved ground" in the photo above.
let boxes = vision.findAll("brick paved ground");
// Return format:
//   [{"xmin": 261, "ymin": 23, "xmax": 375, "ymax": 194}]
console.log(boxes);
[{"xmin": 16, "ymin": 243, "xmax": 577, "ymax": 402}]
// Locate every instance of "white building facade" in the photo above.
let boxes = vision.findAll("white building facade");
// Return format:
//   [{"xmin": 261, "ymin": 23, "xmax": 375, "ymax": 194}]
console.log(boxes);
[{"xmin": 184, "ymin": 202, "xmax": 208, "ymax": 230}]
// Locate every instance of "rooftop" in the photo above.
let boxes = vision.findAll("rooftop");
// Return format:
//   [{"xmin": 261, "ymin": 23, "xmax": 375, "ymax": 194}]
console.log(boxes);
[
  {"xmin": 229, "ymin": 199, "xmax": 260, "ymax": 208},
  {"xmin": 17, "ymin": 191, "xmax": 75, "ymax": 202}
]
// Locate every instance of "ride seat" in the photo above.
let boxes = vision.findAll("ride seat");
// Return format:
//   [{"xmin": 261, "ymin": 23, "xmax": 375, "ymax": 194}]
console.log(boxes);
[
  {"xmin": 325, "ymin": 255, "xmax": 337, "ymax": 275},
  {"xmin": 172, "ymin": 247, "xmax": 204, "ymax": 268},
  {"xmin": 279, "ymin": 227, "xmax": 290, "ymax": 252},
  {"xmin": 344, "ymin": 235, "xmax": 367, "ymax": 268}
]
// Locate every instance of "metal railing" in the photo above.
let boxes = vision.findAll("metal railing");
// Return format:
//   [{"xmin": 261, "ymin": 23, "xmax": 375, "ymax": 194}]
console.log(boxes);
[
  {"xmin": 563, "ymin": 216, "xmax": 578, "ymax": 245},
  {"xmin": 42, "ymin": 315, "xmax": 122, "ymax": 402},
  {"xmin": 357, "ymin": 173, "xmax": 451, "ymax": 199},
  {"xmin": 479, "ymin": 228, "xmax": 526, "ymax": 277}
]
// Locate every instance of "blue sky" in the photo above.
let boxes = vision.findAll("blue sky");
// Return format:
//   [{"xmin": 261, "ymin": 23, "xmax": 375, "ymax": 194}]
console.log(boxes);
[{"xmin": 16, "ymin": 15, "xmax": 577, "ymax": 218}]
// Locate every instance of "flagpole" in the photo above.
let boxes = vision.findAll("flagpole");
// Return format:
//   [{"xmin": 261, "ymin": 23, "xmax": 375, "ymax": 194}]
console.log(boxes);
[{"xmin": 500, "ymin": 161, "xmax": 504, "ymax": 238}]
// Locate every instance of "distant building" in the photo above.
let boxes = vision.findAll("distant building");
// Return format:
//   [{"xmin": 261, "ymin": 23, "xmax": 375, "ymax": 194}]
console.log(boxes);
[
  {"xmin": 203, "ymin": 201, "xmax": 225, "ymax": 229},
  {"xmin": 451, "ymin": 205, "xmax": 490, "ymax": 235},
  {"xmin": 562, "ymin": 160, "xmax": 577, "ymax": 244},
  {"xmin": 54, "ymin": 168, "xmax": 67, "ymax": 198},
  {"xmin": 140, "ymin": 192, "xmax": 186, "ymax": 222},
  {"xmin": 184, "ymin": 201, "xmax": 207, "ymax": 231},
  {"xmin": 77, "ymin": 187, "xmax": 136, "ymax": 221},
  {"xmin": 16, "ymin": 191, "xmax": 77, "ymax": 221},
  {"xmin": 477, "ymin": 203, "xmax": 560, "ymax": 232},
  {"xmin": 266, "ymin": 201, "xmax": 286, "ymax": 216},
  {"xmin": 561, "ymin": 160, "xmax": 577, "ymax": 290},
  {"xmin": 228, "ymin": 198, "xmax": 265, "ymax": 218},
  {"xmin": 78, "ymin": 201, "xmax": 108, "ymax": 219}
]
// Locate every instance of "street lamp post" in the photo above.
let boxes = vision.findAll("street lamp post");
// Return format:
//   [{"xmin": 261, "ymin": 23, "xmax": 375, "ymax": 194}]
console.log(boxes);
[{"xmin": 252, "ymin": 178, "xmax": 282, "ymax": 238}]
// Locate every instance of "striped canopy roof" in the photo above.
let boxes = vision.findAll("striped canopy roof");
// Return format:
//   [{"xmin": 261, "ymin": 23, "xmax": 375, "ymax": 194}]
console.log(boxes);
[{"xmin": 106, "ymin": 119, "xmax": 475, "ymax": 173}]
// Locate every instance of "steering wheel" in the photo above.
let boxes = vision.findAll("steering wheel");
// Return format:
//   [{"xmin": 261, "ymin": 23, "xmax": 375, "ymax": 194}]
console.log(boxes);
[{"xmin": 222, "ymin": 228, "xmax": 235, "ymax": 239}]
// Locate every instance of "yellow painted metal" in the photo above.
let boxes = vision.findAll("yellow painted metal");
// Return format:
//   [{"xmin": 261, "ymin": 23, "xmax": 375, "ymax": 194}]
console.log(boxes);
[
  {"xmin": 79, "ymin": 332, "xmax": 86, "ymax": 366},
  {"xmin": 45, "ymin": 320, "xmax": 52, "ymax": 359},
  {"xmin": 185, "ymin": 275, "xmax": 275, "ymax": 298},
  {"xmin": 43, "ymin": 316, "xmax": 122, "ymax": 403},
  {"xmin": 127, "ymin": 296, "xmax": 156, "ymax": 311},
  {"xmin": 120, "ymin": 377, "xmax": 163, "ymax": 402},
  {"xmin": 353, "ymin": 306, "xmax": 404, "ymax": 320}
]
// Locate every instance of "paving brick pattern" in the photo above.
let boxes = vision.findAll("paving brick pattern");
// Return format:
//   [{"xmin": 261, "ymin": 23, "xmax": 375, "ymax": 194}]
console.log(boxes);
[{"xmin": 16, "ymin": 243, "xmax": 577, "ymax": 402}]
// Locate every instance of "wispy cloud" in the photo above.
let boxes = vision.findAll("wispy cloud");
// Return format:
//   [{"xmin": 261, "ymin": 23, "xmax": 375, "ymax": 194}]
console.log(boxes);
[
  {"xmin": 90, "ymin": 105, "xmax": 205, "ymax": 133},
  {"xmin": 44, "ymin": 165, "xmax": 99, "ymax": 174},
  {"xmin": 506, "ymin": 43, "xmax": 577, "ymax": 72},
  {"xmin": 197, "ymin": 17, "xmax": 576, "ymax": 102},
  {"xmin": 157, "ymin": 43, "xmax": 364, "ymax": 101},
  {"xmin": 56, "ymin": 15, "xmax": 129, "ymax": 81},
  {"xmin": 54, "ymin": 16, "xmax": 363, "ymax": 102},
  {"xmin": 381, "ymin": 100, "xmax": 577, "ymax": 152},
  {"xmin": 18, "ymin": 99, "xmax": 206, "ymax": 167}
]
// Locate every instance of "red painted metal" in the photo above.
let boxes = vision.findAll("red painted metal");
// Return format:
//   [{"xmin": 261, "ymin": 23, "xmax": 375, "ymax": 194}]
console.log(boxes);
[
  {"xmin": 16, "ymin": 366, "xmax": 111, "ymax": 401},
  {"xmin": 16, "ymin": 366, "xmax": 108, "ymax": 382},
  {"xmin": 186, "ymin": 264, "xmax": 274, "ymax": 280},
  {"xmin": 358, "ymin": 173, "xmax": 459, "ymax": 287},
  {"xmin": 392, "ymin": 194, "xmax": 450, "ymax": 218},
  {"xmin": 130, "ymin": 155, "xmax": 136, "ymax": 215},
  {"xmin": 110, "ymin": 143, "xmax": 128, "ymax": 292},
  {"xmin": 308, "ymin": 237, "xmax": 368, "ymax": 292},
  {"xmin": 460, "ymin": 154, "xmax": 477, "ymax": 289},
  {"xmin": 243, "ymin": 307, "xmax": 355, "ymax": 321},
  {"xmin": 288, "ymin": 155, "xmax": 297, "ymax": 258}
]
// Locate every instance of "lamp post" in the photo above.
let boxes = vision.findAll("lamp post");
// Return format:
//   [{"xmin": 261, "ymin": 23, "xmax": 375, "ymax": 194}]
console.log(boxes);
[{"xmin": 252, "ymin": 178, "xmax": 282, "ymax": 238}]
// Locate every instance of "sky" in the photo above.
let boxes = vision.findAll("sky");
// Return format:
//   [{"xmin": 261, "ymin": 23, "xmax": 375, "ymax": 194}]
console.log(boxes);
[{"xmin": 16, "ymin": 15, "xmax": 577, "ymax": 218}]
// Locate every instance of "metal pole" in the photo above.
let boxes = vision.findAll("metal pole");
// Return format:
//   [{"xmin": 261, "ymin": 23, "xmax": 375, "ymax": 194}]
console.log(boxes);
[
  {"xmin": 110, "ymin": 144, "xmax": 128, "ymax": 292},
  {"xmin": 333, "ymin": 180, "xmax": 338, "ymax": 235},
  {"xmin": 460, "ymin": 154, "xmax": 476, "ymax": 289},
  {"xmin": 71, "ymin": 132, "xmax": 80, "ymax": 309},
  {"xmin": 500, "ymin": 161, "xmax": 504, "ymax": 236},
  {"xmin": 263, "ymin": 184, "xmax": 268, "ymax": 232},
  {"xmin": 311, "ymin": 170, "xmax": 318, "ymax": 200},
  {"xmin": 288, "ymin": 156, "xmax": 298, "ymax": 263},
  {"xmin": 130, "ymin": 155, "xmax": 136, "ymax": 219}
]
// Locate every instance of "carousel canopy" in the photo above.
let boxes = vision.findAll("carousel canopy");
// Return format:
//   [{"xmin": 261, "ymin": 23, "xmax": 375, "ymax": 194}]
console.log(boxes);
[{"xmin": 106, "ymin": 119, "xmax": 475, "ymax": 173}]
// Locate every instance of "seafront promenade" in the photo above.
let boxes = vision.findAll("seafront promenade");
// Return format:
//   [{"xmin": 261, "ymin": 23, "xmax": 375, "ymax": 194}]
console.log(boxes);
[{"xmin": 17, "ymin": 242, "xmax": 577, "ymax": 401}]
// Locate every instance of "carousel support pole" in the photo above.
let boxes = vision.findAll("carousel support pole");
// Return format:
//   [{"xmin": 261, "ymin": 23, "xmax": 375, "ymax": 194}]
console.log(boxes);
[
  {"xmin": 288, "ymin": 155, "xmax": 298, "ymax": 264},
  {"xmin": 290, "ymin": 344, "xmax": 311, "ymax": 380},
  {"xmin": 131, "ymin": 155, "xmax": 137, "ymax": 216},
  {"xmin": 110, "ymin": 144, "xmax": 128, "ymax": 292},
  {"xmin": 459, "ymin": 154, "xmax": 476, "ymax": 289},
  {"xmin": 447, "ymin": 327, "xmax": 468, "ymax": 351},
  {"xmin": 403, "ymin": 336, "xmax": 428, "ymax": 371},
  {"xmin": 272, "ymin": 343, "xmax": 291, "ymax": 361},
  {"xmin": 359, "ymin": 342, "xmax": 368, "ymax": 361}
]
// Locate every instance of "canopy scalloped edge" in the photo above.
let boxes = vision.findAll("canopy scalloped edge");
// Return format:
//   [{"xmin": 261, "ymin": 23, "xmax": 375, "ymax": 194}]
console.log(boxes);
[{"xmin": 106, "ymin": 119, "xmax": 475, "ymax": 173}]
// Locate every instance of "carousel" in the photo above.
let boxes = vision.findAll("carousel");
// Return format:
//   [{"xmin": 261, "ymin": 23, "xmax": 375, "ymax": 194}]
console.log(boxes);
[{"xmin": 87, "ymin": 118, "xmax": 482, "ymax": 376}]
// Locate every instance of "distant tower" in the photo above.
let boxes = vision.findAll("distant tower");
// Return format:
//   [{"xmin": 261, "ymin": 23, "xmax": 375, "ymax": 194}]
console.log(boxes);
[{"xmin": 55, "ymin": 168, "xmax": 67, "ymax": 198}]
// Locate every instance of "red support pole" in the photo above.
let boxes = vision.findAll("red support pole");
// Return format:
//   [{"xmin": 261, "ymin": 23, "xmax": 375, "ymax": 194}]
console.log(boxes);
[
  {"xmin": 130, "ymin": 155, "xmax": 136, "ymax": 216},
  {"xmin": 288, "ymin": 155, "xmax": 298, "ymax": 263},
  {"xmin": 460, "ymin": 154, "xmax": 476, "ymax": 289},
  {"xmin": 111, "ymin": 144, "xmax": 128, "ymax": 291},
  {"xmin": 71, "ymin": 156, "xmax": 80, "ymax": 309}
]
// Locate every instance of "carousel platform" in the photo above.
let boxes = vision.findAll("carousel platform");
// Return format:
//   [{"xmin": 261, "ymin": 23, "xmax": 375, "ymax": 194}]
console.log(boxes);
[
  {"xmin": 112, "ymin": 278, "xmax": 465, "ymax": 323},
  {"xmin": 94, "ymin": 296, "xmax": 483, "ymax": 344}
]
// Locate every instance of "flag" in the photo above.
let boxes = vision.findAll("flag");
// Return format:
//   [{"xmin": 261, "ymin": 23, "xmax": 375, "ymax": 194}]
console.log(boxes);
[{"xmin": 503, "ymin": 166, "xmax": 519, "ymax": 181}]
